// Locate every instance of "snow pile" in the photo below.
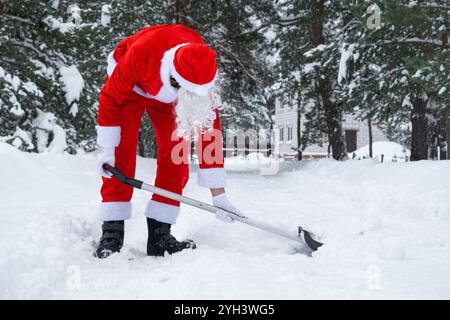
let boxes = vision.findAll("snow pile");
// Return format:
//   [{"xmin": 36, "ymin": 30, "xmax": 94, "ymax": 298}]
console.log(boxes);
[
  {"xmin": 43, "ymin": 16, "xmax": 77, "ymax": 34},
  {"xmin": 350, "ymin": 141, "xmax": 410, "ymax": 162},
  {"xmin": 0, "ymin": 127, "xmax": 35, "ymax": 151},
  {"xmin": 32, "ymin": 110, "xmax": 67, "ymax": 153},
  {"xmin": 101, "ymin": 5, "xmax": 112, "ymax": 27},
  {"xmin": 224, "ymin": 152, "xmax": 272, "ymax": 172},
  {"xmin": 303, "ymin": 62, "xmax": 320, "ymax": 74},
  {"xmin": 338, "ymin": 43, "xmax": 356, "ymax": 84},
  {"xmin": 59, "ymin": 65, "xmax": 84, "ymax": 105},
  {"xmin": 0, "ymin": 143, "xmax": 449, "ymax": 299}
]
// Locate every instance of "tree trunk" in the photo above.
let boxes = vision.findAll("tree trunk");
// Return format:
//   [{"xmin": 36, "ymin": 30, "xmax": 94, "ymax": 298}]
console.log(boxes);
[
  {"xmin": 310, "ymin": 0, "xmax": 346, "ymax": 160},
  {"xmin": 442, "ymin": 31, "xmax": 449, "ymax": 159},
  {"xmin": 175, "ymin": 0, "xmax": 187, "ymax": 25},
  {"xmin": 436, "ymin": 108, "xmax": 449, "ymax": 160},
  {"xmin": 410, "ymin": 94, "xmax": 428, "ymax": 161},
  {"xmin": 296, "ymin": 91, "xmax": 302, "ymax": 160},
  {"xmin": 368, "ymin": 116, "xmax": 373, "ymax": 158},
  {"xmin": 321, "ymin": 83, "xmax": 347, "ymax": 160}
]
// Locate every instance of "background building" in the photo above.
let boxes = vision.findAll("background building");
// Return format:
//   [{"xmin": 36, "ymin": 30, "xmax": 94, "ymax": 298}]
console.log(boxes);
[{"xmin": 274, "ymin": 96, "xmax": 390, "ymax": 159}]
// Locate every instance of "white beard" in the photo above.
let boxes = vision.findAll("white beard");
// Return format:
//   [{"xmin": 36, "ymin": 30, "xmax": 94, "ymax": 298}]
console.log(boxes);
[{"xmin": 174, "ymin": 87, "xmax": 222, "ymax": 140}]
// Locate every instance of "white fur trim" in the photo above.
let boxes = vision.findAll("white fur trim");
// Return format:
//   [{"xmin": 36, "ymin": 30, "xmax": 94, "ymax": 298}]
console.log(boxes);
[
  {"xmin": 100, "ymin": 202, "xmax": 132, "ymax": 221},
  {"xmin": 106, "ymin": 50, "xmax": 117, "ymax": 76},
  {"xmin": 144, "ymin": 200, "xmax": 180, "ymax": 224},
  {"xmin": 197, "ymin": 167, "xmax": 227, "ymax": 188},
  {"xmin": 96, "ymin": 125, "xmax": 121, "ymax": 148},
  {"xmin": 171, "ymin": 61, "xmax": 217, "ymax": 97},
  {"xmin": 160, "ymin": 43, "xmax": 190, "ymax": 94}
]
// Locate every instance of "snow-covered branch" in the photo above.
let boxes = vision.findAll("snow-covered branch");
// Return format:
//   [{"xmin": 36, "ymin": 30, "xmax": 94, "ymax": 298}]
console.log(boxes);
[
  {"xmin": 239, "ymin": 21, "xmax": 274, "ymax": 37},
  {"xmin": 239, "ymin": 15, "xmax": 309, "ymax": 37},
  {"xmin": 4, "ymin": 39, "xmax": 57, "ymax": 66},
  {"xmin": 397, "ymin": 2, "xmax": 450, "ymax": 10},
  {"xmin": 277, "ymin": 14, "xmax": 309, "ymax": 26},
  {"xmin": 216, "ymin": 44, "xmax": 258, "ymax": 83},
  {"xmin": 4, "ymin": 14, "xmax": 35, "ymax": 25},
  {"xmin": 379, "ymin": 38, "xmax": 447, "ymax": 48}
]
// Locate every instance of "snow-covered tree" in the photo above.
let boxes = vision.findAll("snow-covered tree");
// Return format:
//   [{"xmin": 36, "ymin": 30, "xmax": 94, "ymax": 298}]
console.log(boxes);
[
  {"xmin": 274, "ymin": 0, "xmax": 350, "ymax": 160},
  {"xmin": 0, "ymin": 1, "xmax": 77, "ymax": 152},
  {"xmin": 165, "ymin": 0, "xmax": 276, "ymax": 131},
  {"xmin": 337, "ymin": 0, "xmax": 450, "ymax": 160},
  {"xmin": 1, "ymin": 0, "xmax": 277, "ymax": 156}
]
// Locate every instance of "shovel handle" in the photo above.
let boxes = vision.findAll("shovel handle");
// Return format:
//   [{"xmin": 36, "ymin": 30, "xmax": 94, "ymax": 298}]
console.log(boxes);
[{"xmin": 101, "ymin": 163, "xmax": 323, "ymax": 251}]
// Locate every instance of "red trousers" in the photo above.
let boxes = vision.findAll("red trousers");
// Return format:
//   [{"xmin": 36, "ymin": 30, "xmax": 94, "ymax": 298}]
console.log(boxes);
[
  {"xmin": 101, "ymin": 91, "xmax": 190, "ymax": 202},
  {"xmin": 99, "ymin": 92, "xmax": 225, "ymax": 223}
]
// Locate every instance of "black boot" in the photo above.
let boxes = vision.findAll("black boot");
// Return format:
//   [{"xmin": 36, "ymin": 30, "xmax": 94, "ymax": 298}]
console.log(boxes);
[
  {"xmin": 95, "ymin": 221, "xmax": 124, "ymax": 259},
  {"xmin": 146, "ymin": 218, "xmax": 196, "ymax": 257}
]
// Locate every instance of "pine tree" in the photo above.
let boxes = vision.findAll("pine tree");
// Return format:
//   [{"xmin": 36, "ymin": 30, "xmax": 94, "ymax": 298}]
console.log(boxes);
[
  {"xmin": 1, "ymin": 1, "xmax": 73, "ymax": 152},
  {"xmin": 1, "ymin": 0, "xmax": 276, "ymax": 156},
  {"xmin": 274, "ymin": 0, "xmax": 349, "ymax": 160},
  {"xmin": 337, "ymin": 0, "xmax": 450, "ymax": 160},
  {"xmin": 0, "ymin": 0, "xmax": 167, "ymax": 155},
  {"xmin": 168, "ymin": 0, "xmax": 276, "ymax": 131}
]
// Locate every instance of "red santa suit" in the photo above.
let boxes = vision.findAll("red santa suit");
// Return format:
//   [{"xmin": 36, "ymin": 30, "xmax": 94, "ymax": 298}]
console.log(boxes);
[{"xmin": 96, "ymin": 25, "xmax": 226, "ymax": 224}]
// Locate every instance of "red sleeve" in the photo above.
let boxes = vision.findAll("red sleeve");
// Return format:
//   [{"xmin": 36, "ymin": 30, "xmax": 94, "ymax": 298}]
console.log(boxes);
[
  {"xmin": 197, "ymin": 109, "xmax": 224, "ymax": 169},
  {"xmin": 97, "ymin": 46, "xmax": 146, "ymax": 126}
]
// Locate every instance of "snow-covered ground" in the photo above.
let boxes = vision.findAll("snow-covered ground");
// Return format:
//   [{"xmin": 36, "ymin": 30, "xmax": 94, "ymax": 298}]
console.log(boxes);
[
  {"xmin": 1, "ymin": 142, "xmax": 450, "ymax": 299},
  {"xmin": 350, "ymin": 141, "xmax": 410, "ymax": 162}
]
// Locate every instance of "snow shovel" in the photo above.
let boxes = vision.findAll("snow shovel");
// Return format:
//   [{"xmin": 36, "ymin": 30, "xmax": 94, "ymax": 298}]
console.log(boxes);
[{"xmin": 103, "ymin": 164, "xmax": 323, "ymax": 251}]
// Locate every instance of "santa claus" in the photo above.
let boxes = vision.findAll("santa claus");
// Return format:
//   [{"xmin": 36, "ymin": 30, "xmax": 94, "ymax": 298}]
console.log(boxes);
[{"xmin": 95, "ymin": 24, "xmax": 241, "ymax": 258}]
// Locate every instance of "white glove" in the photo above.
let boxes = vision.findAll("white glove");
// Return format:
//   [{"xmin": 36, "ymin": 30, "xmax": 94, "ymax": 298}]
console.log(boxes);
[
  {"xmin": 97, "ymin": 147, "xmax": 115, "ymax": 178},
  {"xmin": 212, "ymin": 193, "xmax": 242, "ymax": 223}
]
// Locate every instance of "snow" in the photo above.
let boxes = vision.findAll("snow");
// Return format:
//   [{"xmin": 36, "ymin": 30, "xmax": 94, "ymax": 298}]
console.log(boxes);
[
  {"xmin": 0, "ymin": 66, "xmax": 44, "ymax": 98},
  {"xmin": 402, "ymin": 94, "xmax": 412, "ymax": 108},
  {"xmin": 43, "ymin": 16, "xmax": 76, "ymax": 34},
  {"xmin": 303, "ymin": 62, "xmax": 320, "ymax": 74},
  {"xmin": 59, "ymin": 65, "xmax": 84, "ymax": 105},
  {"xmin": 101, "ymin": 5, "xmax": 112, "ymax": 27},
  {"xmin": 32, "ymin": 110, "xmax": 67, "ymax": 153},
  {"xmin": 69, "ymin": 103, "xmax": 78, "ymax": 117},
  {"xmin": 304, "ymin": 44, "xmax": 327, "ymax": 57},
  {"xmin": 8, "ymin": 94, "xmax": 24, "ymax": 117},
  {"xmin": 337, "ymin": 44, "xmax": 355, "ymax": 84},
  {"xmin": 224, "ymin": 152, "xmax": 272, "ymax": 172},
  {"xmin": 350, "ymin": 141, "xmax": 410, "ymax": 162},
  {"xmin": 1, "ymin": 144, "xmax": 450, "ymax": 299},
  {"xmin": 5, "ymin": 127, "xmax": 35, "ymax": 150}
]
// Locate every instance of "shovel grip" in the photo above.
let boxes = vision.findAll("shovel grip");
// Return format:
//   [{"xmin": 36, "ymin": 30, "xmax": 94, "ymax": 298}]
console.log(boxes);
[{"xmin": 102, "ymin": 164, "xmax": 143, "ymax": 189}]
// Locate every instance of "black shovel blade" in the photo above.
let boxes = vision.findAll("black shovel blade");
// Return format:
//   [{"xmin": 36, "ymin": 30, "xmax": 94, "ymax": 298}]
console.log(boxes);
[{"xmin": 298, "ymin": 227, "xmax": 323, "ymax": 251}]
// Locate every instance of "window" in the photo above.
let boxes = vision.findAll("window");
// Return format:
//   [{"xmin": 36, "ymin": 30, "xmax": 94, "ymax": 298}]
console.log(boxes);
[
  {"xmin": 287, "ymin": 126, "xmax": 293, "ymax": 141},
  {"xmin": 279, "ymin": 127, "xmax": 284, "ymax": 142}
]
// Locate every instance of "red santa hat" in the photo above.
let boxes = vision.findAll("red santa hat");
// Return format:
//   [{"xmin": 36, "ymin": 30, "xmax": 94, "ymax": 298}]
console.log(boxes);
[{"xmin": 170, "ymin": 43, "xmax": 218, "ymax": 96}]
